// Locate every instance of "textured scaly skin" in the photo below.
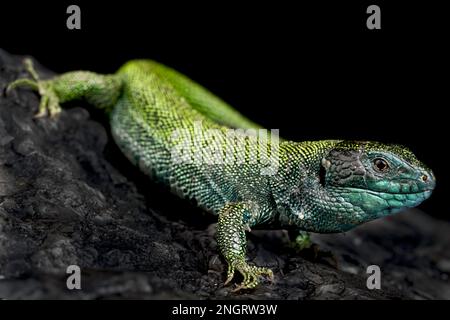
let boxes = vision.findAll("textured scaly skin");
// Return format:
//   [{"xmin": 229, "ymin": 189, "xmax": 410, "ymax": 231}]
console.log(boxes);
[{"xmin": 8, "ymin": 59, "xmax": 436, "ymax": 291}]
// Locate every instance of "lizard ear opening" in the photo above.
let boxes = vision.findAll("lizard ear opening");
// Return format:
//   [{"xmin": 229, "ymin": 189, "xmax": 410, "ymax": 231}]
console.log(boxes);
[
  {"xmin": 319, "ymin": 157, "xmax": 331, "ymax": 187},
  {"xmin": 319, "ymin": 161, "xmax": 327, "ymax": 187}
]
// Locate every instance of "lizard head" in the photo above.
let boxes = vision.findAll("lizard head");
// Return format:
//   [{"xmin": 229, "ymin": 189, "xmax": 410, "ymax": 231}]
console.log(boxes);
[{"xmin": 320, "ymin": 141, "xmax": 435, "ymax": 221}]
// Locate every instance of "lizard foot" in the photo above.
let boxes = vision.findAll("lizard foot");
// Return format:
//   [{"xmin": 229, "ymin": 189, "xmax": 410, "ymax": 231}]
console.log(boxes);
[
  {"xmin": 288, "ymin": 232, "xmax": 338, "ymax": 267},
  {"xmin": 290, "ymin": 232, "xmax": 313, "ymax": 251},
  {"xmin": 7, "ymin": 58, "xmax": 61, "ymax": 118},
  {"xmin": 224, "ymin": 259, "xmax": 274, "ymax": 292},
  {"xmin": 289, "ymin": 231, "xmax": 321, "ymax": 260}
]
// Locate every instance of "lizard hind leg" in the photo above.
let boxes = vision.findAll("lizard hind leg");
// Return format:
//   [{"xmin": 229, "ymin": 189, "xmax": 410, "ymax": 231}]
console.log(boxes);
[{"xmin": 7, "ymin": 58, "xmax": 62, "ymax": 118}]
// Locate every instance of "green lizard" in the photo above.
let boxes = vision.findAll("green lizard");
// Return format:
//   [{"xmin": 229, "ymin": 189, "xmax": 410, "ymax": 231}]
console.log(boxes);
[{"xmin": 7, "ymin": 58, "xmax": 435, "ymax": 291}]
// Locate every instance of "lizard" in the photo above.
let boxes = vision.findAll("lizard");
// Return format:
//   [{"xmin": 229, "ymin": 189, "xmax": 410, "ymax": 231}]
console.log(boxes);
[{"xmin": 6, "ymin": 58, "xmax": 436, "ymax": 291}]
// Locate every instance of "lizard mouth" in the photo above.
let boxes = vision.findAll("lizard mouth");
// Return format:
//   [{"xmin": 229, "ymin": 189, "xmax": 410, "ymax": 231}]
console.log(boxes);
[
  {"xmin": 332, "ymin": 187, "xmax": 433, "ymax": 209},
  {"xmin": 330, "ymin": 185, "xmax": 433, "ymax": 194},
  {"xmin": 344, "ymin": 187, "xmax": 434, "ymax": 196}
]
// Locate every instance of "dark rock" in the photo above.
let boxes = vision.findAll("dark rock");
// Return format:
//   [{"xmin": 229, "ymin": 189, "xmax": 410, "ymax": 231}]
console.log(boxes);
[{"xmin": 0, "ymin": 49, "xmax": 449, "ymax": 299}]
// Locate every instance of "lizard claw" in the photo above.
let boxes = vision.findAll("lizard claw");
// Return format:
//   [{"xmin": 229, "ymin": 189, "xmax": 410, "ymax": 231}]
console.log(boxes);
[
  {"xmin": 224, "ymin": 259, "xmax": 274, "ymax": 292},
  {"xmin": 223, "ymin": 264, "xmax": 235, "ymax": 286},
  {"xmin": 7, "ymin": 58, "xmax": 62, "ymax": 119}
]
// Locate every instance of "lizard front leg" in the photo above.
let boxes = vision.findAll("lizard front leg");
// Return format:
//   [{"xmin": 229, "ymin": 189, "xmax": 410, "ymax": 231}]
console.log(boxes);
[
  {"xmin": 216, "ymin": 202, "xmax": 273, "ymax": 291},
  {"xmin": 288, "ymin": 229, "xmax": 313, "ymax": 251}
]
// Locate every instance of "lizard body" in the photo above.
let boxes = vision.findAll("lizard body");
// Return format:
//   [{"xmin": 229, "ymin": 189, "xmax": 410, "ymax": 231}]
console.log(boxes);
[{"xmin": 8, "ymin": 59, "xmax": 435, "ymax": 290}]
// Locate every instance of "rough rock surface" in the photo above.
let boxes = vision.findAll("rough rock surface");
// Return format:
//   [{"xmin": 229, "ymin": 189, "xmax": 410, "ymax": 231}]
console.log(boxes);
[{"xmin": 0, "ymin": 49, "xmax": 449, "ymax": 299}]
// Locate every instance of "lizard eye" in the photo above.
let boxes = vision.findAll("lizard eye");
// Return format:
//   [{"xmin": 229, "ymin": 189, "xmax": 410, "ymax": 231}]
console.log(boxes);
[{"xmin": 373, "ymin": 158, "xmax": 389, "ymax": 172}]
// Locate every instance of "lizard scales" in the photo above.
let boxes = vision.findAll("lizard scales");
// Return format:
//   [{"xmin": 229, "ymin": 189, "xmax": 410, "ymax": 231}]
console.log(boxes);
[{"xmin": 8, "ymin": 59, "xmax": 436, "ymax": 291}]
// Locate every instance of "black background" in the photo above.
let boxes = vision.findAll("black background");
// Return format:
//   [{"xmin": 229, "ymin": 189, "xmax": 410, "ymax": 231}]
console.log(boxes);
[{"xmin": 1, "ymin": 1, "xmax": 448, "ymax": 220}]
